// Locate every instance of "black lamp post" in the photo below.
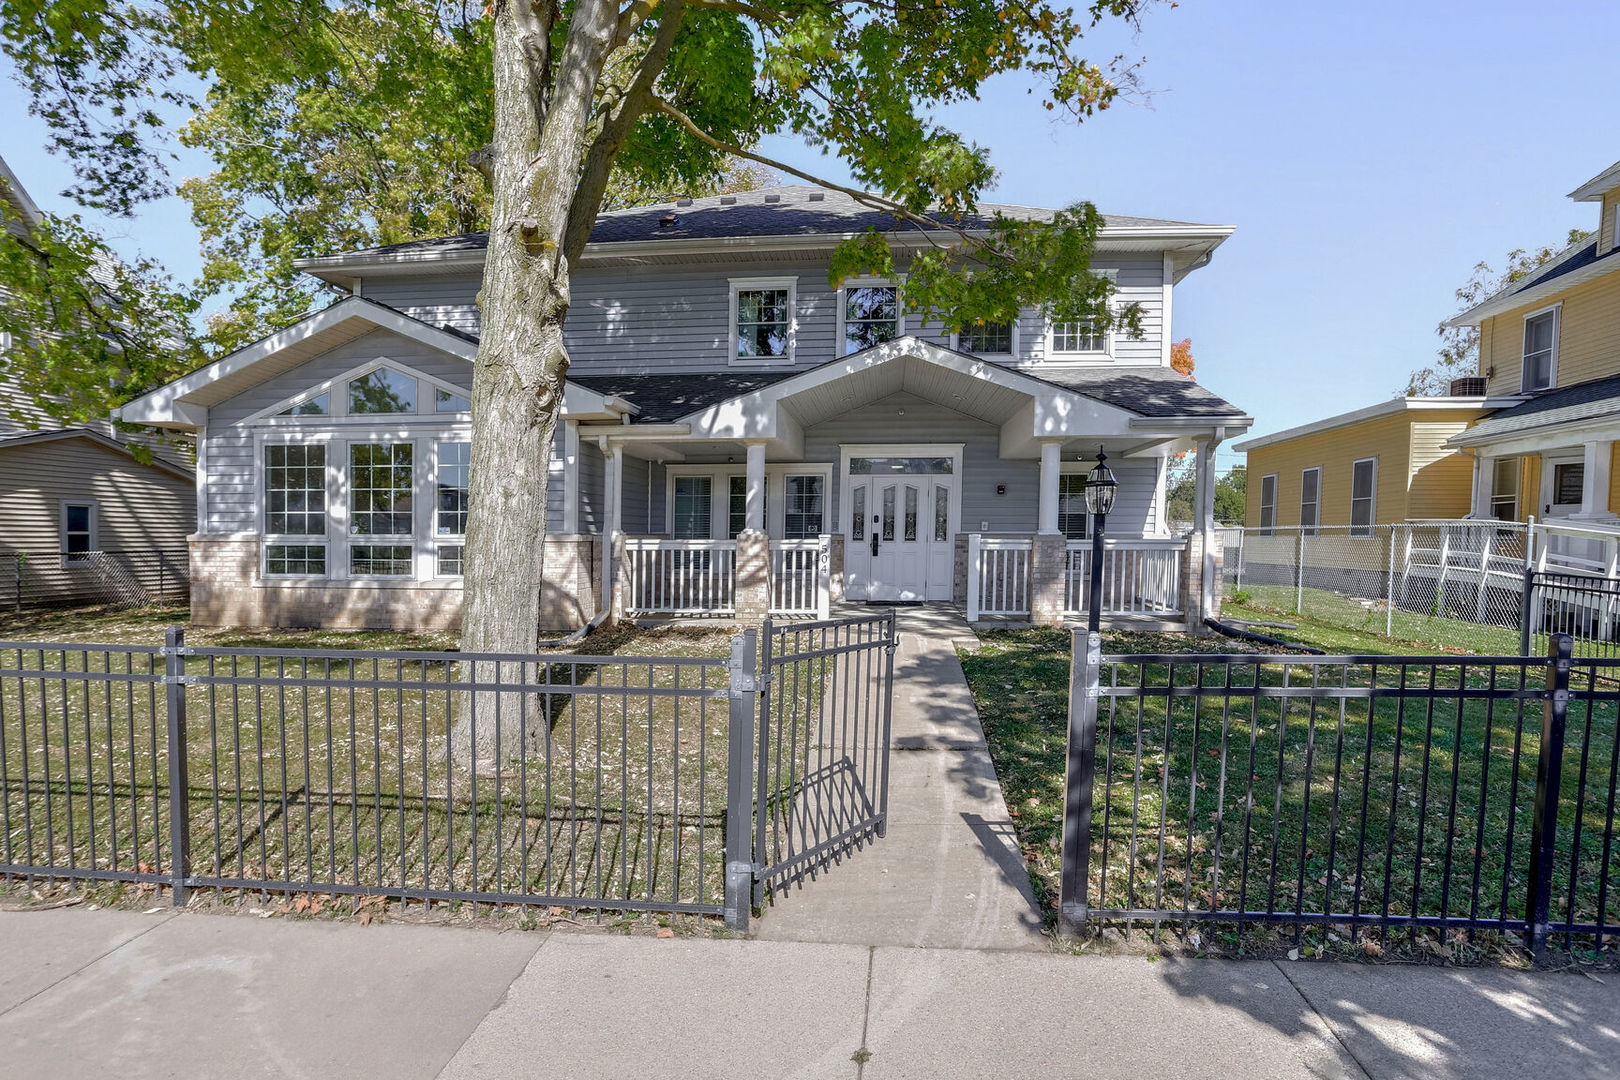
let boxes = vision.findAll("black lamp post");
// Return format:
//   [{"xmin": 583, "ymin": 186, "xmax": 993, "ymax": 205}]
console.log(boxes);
[{"xmin": 1084, "ymin": 447, "xmax": 1118, "ymax": 633}]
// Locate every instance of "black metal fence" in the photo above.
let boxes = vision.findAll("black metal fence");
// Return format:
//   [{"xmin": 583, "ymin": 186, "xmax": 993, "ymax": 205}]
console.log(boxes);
[
  {"xmin": 2, "ymin": 549, "xmax": 190, "ymax": 611},
  {"xmin": 754, "ymin": 613, "xmax": 896, "ymax": 895},
  {"xmin": 0, "ymin": 616, "xmax": 898, "ymax": 929},
  {"xmin": 1059, "ymin": 631, "xmax": 1619, "ymax": 962},
  {"xmin": 1522, "ymin": 569, "xmax": 1620, "ymax": 659}
]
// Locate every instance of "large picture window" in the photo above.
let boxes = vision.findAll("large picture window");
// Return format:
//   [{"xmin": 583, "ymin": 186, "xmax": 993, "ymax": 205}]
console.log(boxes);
[
  {"xmin": 842, "ymin": 284, "xmax": 901, "ymax": 353},
  {"xmin": 350, "ymin": 442, "xmax": 413, "ymax": 576}
]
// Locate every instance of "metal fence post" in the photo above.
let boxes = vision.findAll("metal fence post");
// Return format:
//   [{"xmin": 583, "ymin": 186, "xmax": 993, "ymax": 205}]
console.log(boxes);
[
  {"xmin": 1058, "ymin": 629, "xmax": 1102, "ymax": 940},
  {"xmin": 1527, "ymin": 632, "xmax": 1572, "ymax": 962},
  {"xmin": 724, "ymin": 628, "xmax": 758, "ymax": 931},
  {"xmin": 163, "ymin": 625, "xmax": 191, "ymax": 907},
  {"xmin": 1520, "ymin": 566, "xmax": 1536, "ymax": 656},
  {"xmin": 877, "ymin": 609, "xmax": 897, "ymax": 839},
  {"xmin": 1295, "ymin": 529, "xmax": 1305, "ymax": 615},
  {"xmin": 1386, "ymin": 526, "xmax": 1396, "ymax": 638}
]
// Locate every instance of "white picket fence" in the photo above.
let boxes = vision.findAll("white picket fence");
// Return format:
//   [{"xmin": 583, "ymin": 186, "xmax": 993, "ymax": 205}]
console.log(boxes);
[{"xmin": 1064, "ymin": 538, "xmax": 1184, "ymax": 617}]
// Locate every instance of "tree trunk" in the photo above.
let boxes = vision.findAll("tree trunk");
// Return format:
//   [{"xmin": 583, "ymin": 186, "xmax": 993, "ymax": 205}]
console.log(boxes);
[{"xmin": 455, "ymin": 0, "xmax": 622, "ymax": 765}]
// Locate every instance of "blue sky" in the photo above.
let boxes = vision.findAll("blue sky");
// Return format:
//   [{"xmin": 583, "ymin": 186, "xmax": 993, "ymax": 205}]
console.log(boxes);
[{"xmin": 5, "ymin": 1, "xmax": 1619, "ymax": 476}]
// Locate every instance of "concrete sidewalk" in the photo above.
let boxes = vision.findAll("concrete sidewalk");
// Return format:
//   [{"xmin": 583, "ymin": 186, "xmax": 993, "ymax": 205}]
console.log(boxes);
[
  {"xmin": 4, "ymin": 908, "xmax": 1620, "ymax": 1079},
  {"xmin": 753, "ymin": 604, "xmax": 1046, "ymax": 951}
]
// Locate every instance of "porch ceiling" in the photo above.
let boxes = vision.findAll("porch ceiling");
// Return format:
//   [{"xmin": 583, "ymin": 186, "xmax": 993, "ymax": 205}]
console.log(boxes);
[{"xmin": 780, "ymin": 353, "xmax": 1033, "ymax": 427}]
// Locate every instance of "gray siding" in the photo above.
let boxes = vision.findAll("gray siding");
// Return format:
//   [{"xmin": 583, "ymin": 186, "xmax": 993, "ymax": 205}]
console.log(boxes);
[
  {"xmin": 360, "ymin": 254, "xmax": 1169, "ymax": 376},
  {"xmin": 578, "ymin": 441, "xmax": 604, "ymax": 534},
  {"xmin": 0, "ymin": 436, "xmax": 195, "ymax": 553}
]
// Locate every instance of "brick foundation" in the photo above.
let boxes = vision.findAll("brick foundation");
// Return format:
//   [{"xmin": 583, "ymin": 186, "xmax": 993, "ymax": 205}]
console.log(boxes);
[{"xmin": 734, "ymin": 530, "xmax": 770, "ymax": 622}]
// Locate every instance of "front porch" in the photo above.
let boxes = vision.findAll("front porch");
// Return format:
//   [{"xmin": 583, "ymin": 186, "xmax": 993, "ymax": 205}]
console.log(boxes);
[{"xmin": 578, "ymin": 336, "xmax": 1245, "ymax": 629}]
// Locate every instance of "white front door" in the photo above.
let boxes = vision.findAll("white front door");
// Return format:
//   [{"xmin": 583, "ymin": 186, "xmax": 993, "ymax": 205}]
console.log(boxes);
[{"xmin": 843, "ymin": 450, "xmax": 958, "ymax": 602}]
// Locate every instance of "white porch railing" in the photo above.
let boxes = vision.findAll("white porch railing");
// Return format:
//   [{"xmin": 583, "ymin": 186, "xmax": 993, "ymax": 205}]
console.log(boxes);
[
  {"xmin": 1064, "ymin": 538, "xmax": 1186, "ymax": 617},
  {"xmin": 968, "ymin": 536, "xmax": 1033, "ymax": 617},
  {"xmin": 771, "ymin": 539, "xmax": 827, "ymax": 617},
  {"xmin": 624, "ymin": 539, "xmax": 736, "ymax": 615}
]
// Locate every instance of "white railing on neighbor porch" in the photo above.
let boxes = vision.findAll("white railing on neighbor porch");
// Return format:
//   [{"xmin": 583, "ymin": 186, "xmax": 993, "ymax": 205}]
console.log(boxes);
[
  {"xmin": 968, "ymin": 536, "xmax": 1033, "ymax": 617},
  {"xmin": 1065, "ymin": 538, "xmax": 1186, "ymax": 617},
  {"xmin": 625, "ymin": 539, "xmax": 737, "ymax": 615},
  {"xmin": 770, "ymin": 539, "xmax": 825, "ymax": 617}
]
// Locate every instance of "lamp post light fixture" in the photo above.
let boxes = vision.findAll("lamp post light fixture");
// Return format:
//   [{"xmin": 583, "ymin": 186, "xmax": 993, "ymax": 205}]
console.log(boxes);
[{"xmin": 1083, "ymin": 448, "xmax": 1118, "ymax": 633}]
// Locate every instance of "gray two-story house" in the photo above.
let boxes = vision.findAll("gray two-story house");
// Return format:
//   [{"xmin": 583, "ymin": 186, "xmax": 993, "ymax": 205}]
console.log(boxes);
[{"xmin": 118, "ymin": 186, "xmax": 1250, "ymax": 631}]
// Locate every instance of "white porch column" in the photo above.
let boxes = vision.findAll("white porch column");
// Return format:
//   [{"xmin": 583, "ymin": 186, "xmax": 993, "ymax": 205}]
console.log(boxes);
[
  {"xmin": 1579, "ymin": 440, "xmax": 1613, "ymax": 519},
  {"xmin": 562, "ymin": 420, "xmax": 581, "ymax": 534},
  {"xmin": 1471, "ymin": 453, "xmax": 1494, "ymax": 519},
  {"xmin": 1193, "ymin": 436, "xmax": 1217, "ymax": 537},
  {"xmin": 1037, "ymin": 439, "xmax": 1063, "ymax": 534},
  {"xmin": 745, "ymin": 440, "xmax": 766, "ymax": 533},
  {"xmin": 1192, "ymin": 433, "xmax": 1224, "ymax": 626},
  {"xmin": 601, "ymin": 441, "xmax": 624, "ymax": 618}
]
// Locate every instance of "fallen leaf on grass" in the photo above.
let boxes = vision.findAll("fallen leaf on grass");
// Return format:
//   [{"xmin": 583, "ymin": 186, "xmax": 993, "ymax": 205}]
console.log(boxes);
[{"xmin": 656, "ymin": 927, "xmax": 675, "ymax": 938}]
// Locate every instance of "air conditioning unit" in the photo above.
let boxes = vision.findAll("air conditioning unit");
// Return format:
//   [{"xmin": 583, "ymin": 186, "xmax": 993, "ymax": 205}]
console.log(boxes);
[{"xmin": 1448, "ymin": 376, "xmax": 1487, "ymax": 397}]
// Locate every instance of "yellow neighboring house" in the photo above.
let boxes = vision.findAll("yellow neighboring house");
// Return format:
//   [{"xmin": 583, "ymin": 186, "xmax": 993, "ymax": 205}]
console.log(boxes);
[{"xmin": 1235, "ymin": 155, "xmax": 1620, "ymax": 532}]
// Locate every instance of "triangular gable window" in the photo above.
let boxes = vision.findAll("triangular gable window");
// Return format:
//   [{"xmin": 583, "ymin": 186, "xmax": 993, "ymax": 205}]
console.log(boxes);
[
  {"xmin": 434, "ymin": 387, "xmax": 471, "ymax": 413},
  {"xmin": 348, "ymin": 367, "xmax": 417, "ymax": 414},
  {"xmin": 279, "ymin": 392, "xmax": 329, "ymax": 417}
]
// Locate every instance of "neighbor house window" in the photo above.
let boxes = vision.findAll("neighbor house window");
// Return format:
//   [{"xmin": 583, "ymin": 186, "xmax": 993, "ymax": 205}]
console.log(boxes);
[
  {"xmin": 1259, "ymin": 473, "xmax": 1278, "ymax": 535},
  {"xmin": 673, "ymin": 476, "xmax": 712, "ymax": 539},
  {"xmin": 1050, "ymin": 318, "xmax": 1105, "ymax": 354},
  {"xmin": 348, "ymin": 367, "xmax": 417, "ymax": 414},
  {"xmin": 436, "ymin": 441, "xmax": 469, "ymax": 576},
  {"xmin": 732, "ymin": 279, "xmax": 795, "ymax": 362},
  {"xmin": 959, "ymin": 321, "xmax": 1013, "ymax": 355},
  {"xmin": 349, "ymin": 442, "xmax": 413, "ymax": 576},
  {"xmin": 264, "ymin": 444, "xmax": 327, "ymax": 576},
  {"xmin": 1350, "ymin": 458, "xmax": 1377, "ymax": 537},
  {"xmin": 1522, "ymin": 308, "xmax": 1558, "ymax": 392},
  {"xmin": 842, "ymin": 283, "xmax": 901, "ymax": 353},
  {"xmin": 1300, "ymin": 467, "xmax": 1321, "ymax": 537},
  {"xmin": 1058, "ymin": 473, "xmax": 1090, "ymax": 539},
  {"xmin": 784, "ymin": 475, "xmax": 825, "ymax": 538},
  {"xmin": 61, "ymin": 502, "xmax": 96, "ymax": 564},
  {"xmin": 1490, "ymin": 457, "xmax": 1519, "ymax": 520}
]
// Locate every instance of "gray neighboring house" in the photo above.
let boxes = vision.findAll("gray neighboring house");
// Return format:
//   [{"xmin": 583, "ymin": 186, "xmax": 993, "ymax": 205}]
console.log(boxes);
[
  {"xmin": 119, "ymin": 185, "xmax": 1250, "ymax": 631},
  {"xmin": 0, "ymin": 156, "xmax": 196, "ymax": 608}
]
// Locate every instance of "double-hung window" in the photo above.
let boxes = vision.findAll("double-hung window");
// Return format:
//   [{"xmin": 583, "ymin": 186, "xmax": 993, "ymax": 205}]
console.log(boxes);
[
  {"xmin": 1058, "ymin": 473, "xmax": 1091, "ymax": 539},
  {"xmin": 1522, "ymin": 308, "xmax": 1558, "ymax": 392},
  {"xmin": 1259, "ymin": 474, "xmax": 1278, "ymax": 535},
  {"xmin": 1350, "ymin": 458, "xmax": 1377, "ymax": 537},
  {"xmin": 435, "ymin": 441, "xmax": 469, "ymax": 576},
  {"xmin": 61, "ymin": 502, "xmax": 96, "ymax": 566},
  {"xmin": 732, "ymin": 279, "xmax": 795, "ymax": 362},
  {"xmin": 1300, "ymin": 467, "xmax": 1321, "ymax": 537},
  {"xmin": 349, "ymin": 442, "xmax": 414, "ymax": 576},
  {"xmin": 841, "ymin": 282, "xmax": 901, "ymax": 353},
  {"xmin": 959, "ymin": 321, "xmax": 1013, "ymax": 355},
  {"xmin": 783, "ymin": 475, "xmax": 824, "ymax": 538},
  {"xmin": 263, "ymin": 444, "xmax": 327, "ymax": 575},
  {"xmin": 673, "ymin": 476, "xmax": 713, "ymax": 539}
]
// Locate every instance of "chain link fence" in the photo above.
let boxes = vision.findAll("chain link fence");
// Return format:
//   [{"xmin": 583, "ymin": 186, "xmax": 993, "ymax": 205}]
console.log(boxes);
[
  {"xmin": 1218, "ymin": 522, "xmax": 1532, "ymax": 651},
  {"xmin": 1, "ymin": 548, "xmax": 190, "ymax": 612}
]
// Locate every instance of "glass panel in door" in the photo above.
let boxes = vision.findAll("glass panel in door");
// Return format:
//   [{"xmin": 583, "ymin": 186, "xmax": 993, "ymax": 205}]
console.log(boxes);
[
  {"xmin": 881, "ymin": 484, "xmax": 896, "ymax": 541},
  {"xmin": 903, "ymin": 485, "xmax": 918, "ymax": 541}
]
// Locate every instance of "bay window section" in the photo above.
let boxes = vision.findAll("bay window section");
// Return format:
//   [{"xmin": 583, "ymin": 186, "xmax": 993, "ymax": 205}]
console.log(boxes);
[
  {"xmin": 263, "ymin": 443, "xmax": 327, "ymax": 576},
  {"xmin": 349, "ymin": 442, "xmax": 414, "ymax": 576},
  {"xmin": 435, "ymin": 441, "xmax": 470, "ymax": 576}
]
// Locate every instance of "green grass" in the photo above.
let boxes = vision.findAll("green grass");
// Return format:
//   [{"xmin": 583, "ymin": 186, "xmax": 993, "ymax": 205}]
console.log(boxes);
[
  {"xmin": 962, "ymin": 627, "xmax": 1620, "ymax": 963},
  {"xmin": 1223, "ymin": 585, "xmax": 1522, "ymax": 656}
]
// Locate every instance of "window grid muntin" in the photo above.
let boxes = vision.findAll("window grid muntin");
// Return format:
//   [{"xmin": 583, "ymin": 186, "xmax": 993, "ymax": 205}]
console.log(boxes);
[
  {"xmin": 349, "ymin": 442, "xmax": 414, "ymax": 537},
  {"xmin": 960, "ymin": 322, "xmax": 1012, "ymax": 354},
  {"xmin": 350, "ymin": 544, "xmax": 413, "ymax": 577},
  {"xmin": 265, "ymin": 444, "xmax": 327, "ymax": 536},
  {"xmin": 266, "ymin": 544, "xmax": 326, "ymax": 576},
  {"xmin": 1052, "ymin": 319, "xmax": 1104, "ymax": 353},
  {"xmin": 436, "ymin": 441, "xmax": 470, "ymax": 537}
]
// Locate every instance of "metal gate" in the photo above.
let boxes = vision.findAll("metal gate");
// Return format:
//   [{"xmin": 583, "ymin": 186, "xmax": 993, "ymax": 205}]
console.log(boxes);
[{"xmin": 752, "ymin": 611, "xmax": 897, "ymax": 895}]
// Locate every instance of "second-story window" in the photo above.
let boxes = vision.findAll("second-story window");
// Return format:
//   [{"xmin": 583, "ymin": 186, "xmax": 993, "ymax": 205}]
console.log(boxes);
[
  {"xmin": 731, "ymin": 278, "xmax": 796, "ymax": 362},
  {"xmin": 1522, "ymin": 308, "xmax": 1558, "ymax": 392},
  {"xmin": 959, "ymin": 321, "xmax": 1013, "ymax": 355},
  {"xmin": 842, "ymin": 283, "xmax": 901, "ymax": 353},
  {"xmin": 1050, "ymin": 318, "xmax": 1106, "ymax": 355}
]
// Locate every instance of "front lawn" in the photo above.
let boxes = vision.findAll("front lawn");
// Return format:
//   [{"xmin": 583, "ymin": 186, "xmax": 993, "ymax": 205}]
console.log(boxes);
[{"xmin": 1222, "ymin": 585, "xmax": 1522, "ymax": 656}]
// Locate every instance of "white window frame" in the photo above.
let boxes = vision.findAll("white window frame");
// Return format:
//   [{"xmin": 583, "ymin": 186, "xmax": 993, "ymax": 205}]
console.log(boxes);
[
  {"xmin": 432, "ymin": 440, "xmax": 470, "ymax": 578},
  {"xmin": 667, "ymin": 463, "xmax": 835, "ymax": 539},
  {"xmin": 241, "ymin": 357, "xmax": 473, "ymax": 426},
  {"xmin": 1520, "ymin": 304, "xmax": 1560, "ymax": 393},
  {"xmin": 346, "ymin": 440, "xmax": 417, "ymax": 578},
  {"xmin": 1350, "ymin": 457, "xmax": 1378, "ymax": 538},
  {"xmin": 951, "ymin": 319, "xmax": 1019, "ymax": 360},
  {"xmin": 59, "ymin": 500, "xmax": 98, "ymax": 567},
  {"xmin": 728, "ymin": 276, "xmax": 798, "ymax": 366},
  {"xmin": 1490, "ymin": 456, "xmax": 1520, "ymax": 521},
  {"xmin": 1043, "ymin": 268, "xmax": 1119, "ymax": 363},
  {"xmin": 261, "ymin": 441, "xmax": 331, "ymax": 578},
  {"xmin": 1055, "ymin": 470, "xmax": 1092, "ymax": 540},
  {"xmin": 1258, "ymin": 473, "xmax": 1278, "ymax": 535},
  {"xmin": 1299, "ymin": 466, "xmax": 1321, "ymax": 537},
  {"xmin": 835, "ymin": 276, "xmax": 905, "ymax": 356}
]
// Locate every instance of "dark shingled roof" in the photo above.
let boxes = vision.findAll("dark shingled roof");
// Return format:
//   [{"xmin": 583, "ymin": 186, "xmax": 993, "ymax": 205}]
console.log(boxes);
[
  {"xmin": 571, "ymin": 371, "xmax": 796, "ymax": 423},
  {"xmin": 1459, "ymin": 374, "xmax": 1620, "ymax": 445},
  {"xmin": 1031, "ymin": 366, "xmax": 1248, "ymax": 418},
  {"xmin": 571, "ymin": 361, "xmax": 1246, "ymax": 424},
  {"xmin": 322, "ymin": 186, "xmax": 1214, "ymax": 262}
]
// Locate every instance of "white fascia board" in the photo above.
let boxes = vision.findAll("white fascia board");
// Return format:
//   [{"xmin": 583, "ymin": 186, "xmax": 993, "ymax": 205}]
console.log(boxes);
[
  {"xmin": 1569, "ymin": 159, "xmax": 1620, "ymax": 202},
  {"xmin": 1233, "ymin": 397, "xmax": 1493, "ymax": 452},
  {"xmin": 1445, "ymin": 414, "xmax": 1620, "ymax": 457}
]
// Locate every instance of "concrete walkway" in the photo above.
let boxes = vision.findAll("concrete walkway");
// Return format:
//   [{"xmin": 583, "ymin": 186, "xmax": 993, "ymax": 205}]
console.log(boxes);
[
  {"xmin": 752, "ymin": 604, "xmax": 1046, "ymax": 951},
  {"xmin": 5, "ymin": 907, "xmax": 1620, "ymax": 1080}
]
